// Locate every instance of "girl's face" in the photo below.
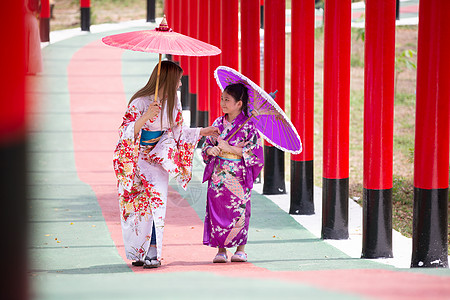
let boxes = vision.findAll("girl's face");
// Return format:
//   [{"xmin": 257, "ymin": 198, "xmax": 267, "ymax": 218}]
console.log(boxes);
[{"xmin": 221, "ymin": 91, "xmax": 242, "ymax": 115}]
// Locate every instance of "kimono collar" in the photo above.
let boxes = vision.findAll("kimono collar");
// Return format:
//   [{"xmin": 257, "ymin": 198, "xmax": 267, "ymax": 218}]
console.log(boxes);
[
  {"xmin": 226, "ymin": 111, "xmax": 247, "ymax": 126},
  {"xmin": 220, "ymin": 111, "xmax": 248, "ymax": 140}
]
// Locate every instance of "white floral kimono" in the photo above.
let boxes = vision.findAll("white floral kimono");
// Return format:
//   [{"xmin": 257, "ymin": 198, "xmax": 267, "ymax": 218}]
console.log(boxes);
[{"xmin": 113, "ymin": 95, "xmax": 201, "ymax": 262}]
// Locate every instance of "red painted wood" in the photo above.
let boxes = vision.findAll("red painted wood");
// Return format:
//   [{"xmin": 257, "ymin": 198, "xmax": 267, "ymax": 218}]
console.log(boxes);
[
  {"xmin": 209, "ymin": 0, "xmax": 221, "ymax": 123},
  {"xmin": 264, "ymin": 0, "xmax": 285, "ymax": 147},
  {"xmin": 363, "ymin": 0, "xmax": 396, "ymax": 189},
  {"xmin": 0, "ymin": 3, "xmax": 25, "ymax": 141},
  {"xmin": 221, "ymin": 0, "xmax": 239, "ymax": 70},
  {"xmin": 80, "ymin": 0, "xmax": 90, "ymax": 8},
  {"xmin": 197, "ymin": 0, "xmax": 210, "ymax": 112},
  {"xmin": 241, "ymin": 0, "xmax": 260, "ymax": 85},
  {"xmin": 179, "ymin": 0, "xmax": 189, "ymax": 75},
  {"xmin": 290, "ymin": 0, "xmax": 314, "ymax": 162},
  {"xmin": 188, "ymin": 0, "xmax": 199, "ymax": 94},
  {"xmin": 165, "ymin": 0, "xmax": 172, "ymax": 29},
  {"xmin": 172, "ymin": 0, "xmax": 180, "ymax": 62},
  {"xmin": 323, "ymin": 0, "xmax": 351, "ymax": 179},
  {"xmin": 40, "ymin": 0, "xmax": 50, "ymax": 18},
  {"xmin": 414, "ymin": 0, "xmax": 450, "ymax": 189}
]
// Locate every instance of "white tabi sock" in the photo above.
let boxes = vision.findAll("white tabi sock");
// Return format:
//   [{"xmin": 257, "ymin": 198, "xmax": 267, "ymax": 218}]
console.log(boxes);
[{"xmin": 146, "ymin": 245, "xmax": 157, "ymax": 260}]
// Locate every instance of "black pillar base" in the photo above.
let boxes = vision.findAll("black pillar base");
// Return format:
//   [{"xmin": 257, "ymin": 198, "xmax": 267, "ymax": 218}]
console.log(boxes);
[
  {"xmin": 1, "ymin": 139, "xmax": 28, "ymax": 300},
  {"xmin": 396, "ymin": 0, "xmax": 400, "ymax": 20},
  {"xmin": 146, "ymin": 0, "xmax": 156, "ymax": 22},
  {"xmin": 81, "ymin": 7, "xmax": 90, "ymax": 31},
  {"xmin": 260, "ymin": 5, "xmax": 264, "ymax": 29},
  {"xmin": 181, "ymin": 76, "xmax": 190, "ymax": 110},
  {"xmin": 197, "ymin": 110, "xmax": 209, "ymax": 148},
  {"xmin": 190, "ymin": 93, "xmax": 197, "ymax": 128},
  {"xmin": 321, "ymin": 177, "xmax": 349, "ymax": 239},
  {"xmin": 263, "ymin": 146, "xmax": 286, "ymax": 195},
  {"xmin": 39, "ymin": 18, "xmax": 50, "ymax": 42},
  {"xmin": 361, "ymin": 188, "xmax": 393, "ymax": 258},
  {"xmin": 290, "ymin": 160, "xmax": 314, "ymax": 215},
  {"xmin": 411, "ymin": 187, "xmax": 448, "ymax": 268},
  {"xmin": 197, "ymin": 110, "xmax": 209, "ymax": 128}
]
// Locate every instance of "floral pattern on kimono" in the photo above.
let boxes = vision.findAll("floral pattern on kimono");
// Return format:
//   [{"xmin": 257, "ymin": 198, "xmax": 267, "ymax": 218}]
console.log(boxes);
[
  {"xmin": 113, "ymin": 95, "xmax": 201, "ymax": 261},
  {"xmin": 201, "ymin": 112, "xmax": 264, "ymax": 248}
]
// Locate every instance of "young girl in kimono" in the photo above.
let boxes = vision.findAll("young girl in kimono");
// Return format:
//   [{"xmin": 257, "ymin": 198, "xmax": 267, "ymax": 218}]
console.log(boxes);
[
  {"xmin": 202, "ymin": 83, "xmax": 264, "ymax": 263},
  {"xmin": 113, "ymin": 60, "xmax": 219, "ymax": 268}
]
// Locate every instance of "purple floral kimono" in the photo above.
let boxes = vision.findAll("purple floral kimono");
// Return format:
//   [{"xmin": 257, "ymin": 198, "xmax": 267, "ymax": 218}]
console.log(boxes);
[{"xmin": 202, "ymin": 112, "xmax": 264, "ymax": 248}]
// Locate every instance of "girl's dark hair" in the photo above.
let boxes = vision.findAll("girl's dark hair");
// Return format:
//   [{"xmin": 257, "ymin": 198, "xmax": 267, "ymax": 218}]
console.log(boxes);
[{"xmin": 223, "ymin": 83, "xmax": 249, "ymax": 116}]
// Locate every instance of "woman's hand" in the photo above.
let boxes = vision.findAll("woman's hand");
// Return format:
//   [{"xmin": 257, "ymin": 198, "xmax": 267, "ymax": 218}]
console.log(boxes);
[
  {"xmin": 207, "ymin": 146, "xmax": 221, "ymax": 157},
  {"xmin": 200, "ymin": 126, "xmax": 220, "ymax": 137},
  {"xmin": 133, "ymin": 100, "xmax": 161, "ymax": 137},
  {"xmin": 144, "ymin": 101, "xmax": 161, "ymax": 122}
]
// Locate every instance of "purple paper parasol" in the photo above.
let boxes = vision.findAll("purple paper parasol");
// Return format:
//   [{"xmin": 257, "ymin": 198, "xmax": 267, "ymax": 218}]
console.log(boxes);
[{"xmin": 214, "ymin": 66, "xmax": 302, "ymax": 154}]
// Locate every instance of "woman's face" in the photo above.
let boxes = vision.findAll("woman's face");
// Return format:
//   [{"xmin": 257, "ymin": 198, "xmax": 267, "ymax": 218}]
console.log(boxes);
[
  {"xmin": 221, "ymin": 91, "xmax": 242, "ymax": 115},
  {"xmin": 176, "ymin": 74, "xmax": 183, "ymax": 90}
]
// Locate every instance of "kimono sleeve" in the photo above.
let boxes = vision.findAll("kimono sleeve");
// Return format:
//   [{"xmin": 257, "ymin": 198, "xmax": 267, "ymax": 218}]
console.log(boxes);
[
  {"xmin": 113, "ymin": 100, "xmax": 145, "ymax": 191},
  {"xmin": 241, "ymin": 124, "xmax": 264, "ymax": 189},
  {"xmin": 149, "ymin": 110, "xmax": 201, "ymax": 190},
  {"xmin": 201, "ymin": 117, "xmax": 221, "ymax": 164}
]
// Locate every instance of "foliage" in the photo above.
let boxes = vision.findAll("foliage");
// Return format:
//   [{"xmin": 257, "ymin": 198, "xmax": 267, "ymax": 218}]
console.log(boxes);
[
  {"xmin": 395, "ymin": 49, "xmax": 417, "ymax": 95},
  {"xmin": 350, "ymin": 54, "xmax": 364, "ymax": 67},
  {"xmin": 354, "ymin": 27, "xmax": 365, "ymax": 42},
  {"xmin": 392, "ymin": 176, "xmax": 414, "ymax": 238}
]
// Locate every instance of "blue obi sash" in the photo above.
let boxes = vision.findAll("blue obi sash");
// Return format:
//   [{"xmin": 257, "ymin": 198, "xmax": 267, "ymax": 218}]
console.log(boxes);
[{"xmin": 140, "ymin": 130, "xmax": 163, "ymax": 146}]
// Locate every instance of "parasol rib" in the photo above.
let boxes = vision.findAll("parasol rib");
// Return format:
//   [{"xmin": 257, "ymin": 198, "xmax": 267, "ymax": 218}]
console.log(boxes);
[{"xmin": 154, "ymin": 53, "xmax": 162, "ymax": 104}]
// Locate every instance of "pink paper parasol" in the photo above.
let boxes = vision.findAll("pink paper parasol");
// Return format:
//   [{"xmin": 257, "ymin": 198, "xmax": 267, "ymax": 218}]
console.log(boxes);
[
  {"xmin": 102, "ymin": 16, "xmax": 221, "ymax": 102},
  {"xmin": 214, "ymin": 66, "xmax": 302, "ymax": 154}
]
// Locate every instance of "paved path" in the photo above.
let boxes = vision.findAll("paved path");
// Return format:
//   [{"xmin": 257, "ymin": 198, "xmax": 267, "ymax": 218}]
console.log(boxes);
[{"xmin": 28, "ymin": 19, "xmax": 449, "ymax": 300}]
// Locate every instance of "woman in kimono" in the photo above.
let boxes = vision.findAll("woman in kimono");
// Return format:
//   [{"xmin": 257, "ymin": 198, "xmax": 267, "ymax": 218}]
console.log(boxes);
[
  {"xmin": 202, "ymin": 83, "xmax": 264, "ymax": 263},
  {"xmin": 113, "ymin": 61, "xmax": 219, "ymax": 268}
]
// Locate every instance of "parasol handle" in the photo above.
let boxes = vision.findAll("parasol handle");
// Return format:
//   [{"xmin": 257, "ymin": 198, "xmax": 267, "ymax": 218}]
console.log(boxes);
[
  {"xmin": 226, "ymin": 114, "xmax": 255, "ymax": 142},
  {"xmin": 153, "ymin": 53, "xmax": 162, "ymax": 106}
]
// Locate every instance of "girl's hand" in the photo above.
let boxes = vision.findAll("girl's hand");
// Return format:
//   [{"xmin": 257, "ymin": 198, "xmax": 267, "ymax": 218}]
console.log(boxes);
[
  {"xmin": 235, "ymin": 141, "xmax": 250, "ymax": 148},
  {"xmin": 207, "ymin": 146, "xmax": 221, "ymax": 157},
  {"xmin": 217, "ymin": 137, "xmax": 230, "ymax": 152},
  {"xmin": 144, "ymin": 101, "xmax": 161, "ymax": 122},
  {"xmin": 200, "ymin": 126, "xmax": 220, "ymax": 137}
]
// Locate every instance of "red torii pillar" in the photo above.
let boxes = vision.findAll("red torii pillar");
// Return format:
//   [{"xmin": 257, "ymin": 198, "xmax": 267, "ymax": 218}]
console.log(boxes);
[
  {"xmin": 240, "ymin": 0, "xmax": 260, "ymax": 85},
  {"xmin": 411, "ymin": 0, "xmax": 450, "ymax": 268},
  {"xmin": 362, "ymin": 0, "xmax": 395, "ymax": 259},
  {"xmin": 263, "ymin": 0, "xmax": 286, "ymax": 195},
  {"xmin": 290, "ymin": 0, "xmax": 315, "ymax": 215},
  {"xmin": 2, "ymin": 2, "xmax": 27, "ymax": 299},
  {"xmin": 164, "ymin": 0, "xmax": 172, "ymax": 32},
  {"xmin": 321, "ymin": 0, "xmax": 351, "ymax": 240},
  {"xmin": 208, "ymin": 0, "xmax": 222, "ymax": 124},
  {"xmin": 197, "ymin": 0, "xmax": 210, "ymax": 128},
  {"xmin": 240, "ymin": 0, "xmax": 260, "ymax": 183},
  {"xmin": 164, "ymin": 0, "xmax": 174, "ymax": 61},
  {"xmin": 188, "ymin": 0, "xmax": 199, "ymax": 127},
  {"xmin": 171, "ymin": 0, "xmax": 180, "ymax": 64},
  {"xmin": 179, "ymin": 0, "xmax": 190, "ymax": 109},
  {"xmin": 39, "ymin": 0, "xmax": 50, "ymax": 42},
  {"xmin": 221, "ymin": 0, "xmax": 239, "ymax": 70},
  {"xmin": 81, "ymin": 0, "xmax": 90, "ymax": 31}
]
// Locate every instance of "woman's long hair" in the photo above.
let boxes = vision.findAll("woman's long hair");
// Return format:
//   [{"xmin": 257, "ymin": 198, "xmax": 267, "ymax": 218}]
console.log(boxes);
[
  {"xmin": 223, "ymin": 83, "xmax": 249, "ymax": 117},
  {"xmin": 129, "ymin": 60, "xmax": 183, "ymax": 128}
]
